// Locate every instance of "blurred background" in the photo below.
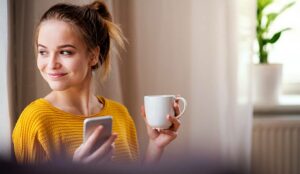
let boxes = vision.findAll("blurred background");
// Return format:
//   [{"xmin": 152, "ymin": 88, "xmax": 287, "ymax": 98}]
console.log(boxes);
[{"xmin": 0, "ymin": 0, "xmax": 299, "ymax": 173}]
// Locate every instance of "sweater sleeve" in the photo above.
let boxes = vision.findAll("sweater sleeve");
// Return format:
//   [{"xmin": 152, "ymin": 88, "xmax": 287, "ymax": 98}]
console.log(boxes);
[
  {"xmin": 123, "ymin": 108, "xmax": 140, "ymax": 161},
  {"xmin": 12, "ymin": 110, "xmax": 49, "ymax": 164}
]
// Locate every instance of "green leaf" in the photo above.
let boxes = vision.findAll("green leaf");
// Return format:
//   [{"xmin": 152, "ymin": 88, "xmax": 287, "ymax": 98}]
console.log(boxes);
[
  {"xmin": 267, "ymin": 28, "xmax": 291, "ymax": 44},
  {"xmin": 279, "ymin": 2, "xmax": 296, "ymax": 14},
  {"xmin": 258, "ymin": 0, "xmax": 274, "ymax": 10},
  {"xmin": 266, "ymin": 13, "xmax": 279, "ymax": 29},
  {"xmin": 265, "ymin": 2, "xmax": 295, "ymax": 29},
  {"xmin": 269, "ymin": 32, "xmax": 281, "ymax": 43},
  {"xmin": 256, "ymin": 0, "xmax": 295, "ymax": 63}
]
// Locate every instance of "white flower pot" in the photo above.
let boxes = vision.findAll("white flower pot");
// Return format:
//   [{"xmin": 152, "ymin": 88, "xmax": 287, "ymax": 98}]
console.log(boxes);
[{"xmin": 252, "ymin": 64, "xmax": 283, "ymax": 105}]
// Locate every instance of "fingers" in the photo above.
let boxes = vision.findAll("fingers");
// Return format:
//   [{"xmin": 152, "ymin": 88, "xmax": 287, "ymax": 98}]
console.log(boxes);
[
  {"xmin": 80, "ymin": 126, "xmax": 104, "ymax": 157},
  {"xmin": 174, "ymin": 100, "xmax": 180, "ymax": 116},
  {"xmin": 73, "ymin": 144, "xmax": 84, "ymax": 162},
  {"xmin": 174, "ymin": 95, "xmax": 181, "ymax": 116},
  {"xmin": 85, "ymin": 133, "xmax": 118, "ymax": 163},
  {"xmin": 97, "ymin": 143, "xmax": 115, "ymax": 164},
  {"xmin": 159, "ymin": 129, "xmax": 178, "ymax": 141},
  {"xmin": 73, "ymin": 132, "xmax": 117, "ymax": 164},
  {"xmin": 140, "ymin": 105, "xmax": 147, "ymax": 121},
  {"xmin": 110, "ymin": 143, "xmax": 116, "ymax": 160},
  {"xmin": 168, "ymin": 115, "xmax": 181, "ymax": 132},
  {"xmin": 140, "ymin": 105, "xmax": 153, "ymax": 130}
]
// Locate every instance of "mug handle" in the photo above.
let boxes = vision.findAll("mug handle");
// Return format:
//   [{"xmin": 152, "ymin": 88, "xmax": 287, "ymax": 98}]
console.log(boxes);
[{"xmin": 174, "ymin": 96, "xmax": 187, "ymax": 119}]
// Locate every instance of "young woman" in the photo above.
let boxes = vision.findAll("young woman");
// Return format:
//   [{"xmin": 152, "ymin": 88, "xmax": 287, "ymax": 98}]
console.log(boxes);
[{"xmin": 12, "ymin": 1, "xmax": 181, "ymax": 164}]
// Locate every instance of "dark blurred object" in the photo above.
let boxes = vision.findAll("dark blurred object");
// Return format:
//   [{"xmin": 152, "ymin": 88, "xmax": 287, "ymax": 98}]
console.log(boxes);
[{"xmin": 0, "ymin": 157, "xmax": 244, "ymax": 174}]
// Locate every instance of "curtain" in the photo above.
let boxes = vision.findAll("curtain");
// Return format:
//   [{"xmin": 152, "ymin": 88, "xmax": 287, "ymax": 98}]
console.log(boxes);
[
  {"xmin": 0, "ymin": 0, "xmax": 12, "ymax": 160},
  {"xmin": 5, "ymin": 0, "xmax": 255, "ymax": 171},
  {"xmin": 112, "ymin": 0, "xmax": 255, "ymax": 170}
]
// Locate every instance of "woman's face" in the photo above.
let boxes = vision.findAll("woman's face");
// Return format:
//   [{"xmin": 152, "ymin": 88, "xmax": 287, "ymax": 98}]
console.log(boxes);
[{"xmin": 37, "ymin": 20, "xmax": 97, "ymax": 91}]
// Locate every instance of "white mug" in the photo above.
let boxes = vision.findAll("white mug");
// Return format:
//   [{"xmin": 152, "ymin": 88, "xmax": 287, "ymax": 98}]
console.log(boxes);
[{"xmin": 144, "ymin": 95, "xmax": 187, "ymax": 129}]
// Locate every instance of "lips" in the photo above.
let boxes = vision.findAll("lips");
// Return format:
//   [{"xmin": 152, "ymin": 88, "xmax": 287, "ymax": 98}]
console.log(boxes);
[{"xmin": 47, "ymin": 72, "xmax": 67, "ymax": 79}]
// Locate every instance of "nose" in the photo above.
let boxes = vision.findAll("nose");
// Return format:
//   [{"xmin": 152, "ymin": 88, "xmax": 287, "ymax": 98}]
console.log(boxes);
[{"xmin": 48, "ymin": 53, "xmax": 61, "ymax": 69}]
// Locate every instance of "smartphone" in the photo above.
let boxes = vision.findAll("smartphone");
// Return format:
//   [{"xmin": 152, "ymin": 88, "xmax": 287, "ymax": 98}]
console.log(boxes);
[{"xmin": 83, "ymin": 116, "xmax": 112, "ymax": 149}]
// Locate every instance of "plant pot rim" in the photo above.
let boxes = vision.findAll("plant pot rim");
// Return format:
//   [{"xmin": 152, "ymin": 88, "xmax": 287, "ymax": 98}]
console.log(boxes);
[{"xmin": 253, "ymin": 63, "xmax": 282, "ymax": 66}]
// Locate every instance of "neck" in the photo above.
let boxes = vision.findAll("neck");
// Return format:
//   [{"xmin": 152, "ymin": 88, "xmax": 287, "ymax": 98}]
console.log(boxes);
[{"xmin": 45, "ymin": 73, "xmax": 102, "ymax": 116}]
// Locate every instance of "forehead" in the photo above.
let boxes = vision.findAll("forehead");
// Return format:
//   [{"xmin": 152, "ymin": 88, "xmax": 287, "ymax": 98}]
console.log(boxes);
[{"xmin": 38, "ymin": 20, "xmax": 84, "ymax": 48}]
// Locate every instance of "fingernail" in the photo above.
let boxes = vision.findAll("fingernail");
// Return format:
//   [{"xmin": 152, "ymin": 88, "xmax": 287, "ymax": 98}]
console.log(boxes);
[{"xmin": 97, "ymin": 125, "xmax": 103, "ymax": 130}]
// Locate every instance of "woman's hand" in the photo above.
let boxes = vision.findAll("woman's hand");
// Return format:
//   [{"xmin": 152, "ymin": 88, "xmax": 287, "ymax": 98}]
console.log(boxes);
[
  {"xmin": 141, "ymin": 97, "xmax": 181, "ymax": 163},
  {"xmin": 73, "ymin": 126, "xmax": 117, "ymax": 164}
]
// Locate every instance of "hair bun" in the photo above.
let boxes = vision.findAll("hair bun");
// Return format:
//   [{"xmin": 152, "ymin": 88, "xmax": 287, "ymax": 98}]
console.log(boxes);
[{"xmin": 87, "ymin": 1, "xmax": 112, "ymax": 21}]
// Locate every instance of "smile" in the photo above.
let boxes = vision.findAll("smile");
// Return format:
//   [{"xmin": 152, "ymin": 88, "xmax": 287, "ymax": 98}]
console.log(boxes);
[{"xmin": 47, "ymin": 73, "xmax": 67, "ymax": 79}]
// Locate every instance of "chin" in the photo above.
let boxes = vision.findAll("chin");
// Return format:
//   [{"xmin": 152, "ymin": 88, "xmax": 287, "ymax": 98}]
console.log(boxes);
[{"xmin": 48, "ymin": 83, "xmax": 69, "ymax": 91}]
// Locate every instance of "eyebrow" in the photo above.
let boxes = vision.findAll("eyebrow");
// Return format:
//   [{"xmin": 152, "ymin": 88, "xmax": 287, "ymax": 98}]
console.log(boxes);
[{"xmin": 37, "ymin": 44, "xmax": 77, "ymax": 49}]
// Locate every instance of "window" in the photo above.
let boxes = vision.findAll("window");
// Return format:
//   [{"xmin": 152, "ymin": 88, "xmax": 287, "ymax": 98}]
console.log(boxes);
[{"xmin": 266, "ymin": 0, "xmax": 300, "ymax": 94}]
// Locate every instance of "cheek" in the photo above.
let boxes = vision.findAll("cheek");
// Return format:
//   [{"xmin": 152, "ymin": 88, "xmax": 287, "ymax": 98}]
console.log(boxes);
[
  {"xmin": 79, "ymin": 60, "xmax": 91, "ymax": 74},
  {"xmin": 36, "ymin": 58, "xmax": 45, "ymax": 71},
  {"xmin": 67, "ymin": 59, "xmax": 83, "ymax": 69},
  {"xmin": 76, "ymin": 55, "xmax": 91, "ymax": 70}
]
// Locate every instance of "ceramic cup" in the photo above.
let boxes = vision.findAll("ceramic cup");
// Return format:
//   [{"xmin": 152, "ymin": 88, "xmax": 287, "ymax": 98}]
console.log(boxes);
[{"xmin": 144, "ymin": 95, "xmax": 187, "ymax": 129}]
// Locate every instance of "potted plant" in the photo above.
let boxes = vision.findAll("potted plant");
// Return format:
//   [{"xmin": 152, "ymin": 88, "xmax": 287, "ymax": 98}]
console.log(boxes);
[{"xmin": 253, "ymin": 0, "xmax": 295, "ymax": 104}]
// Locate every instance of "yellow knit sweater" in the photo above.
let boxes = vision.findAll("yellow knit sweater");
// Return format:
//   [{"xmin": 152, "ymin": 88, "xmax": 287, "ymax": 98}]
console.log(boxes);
[{"xmin": 12, "ymin": 97, "xmax": 139, "ymax": 164}]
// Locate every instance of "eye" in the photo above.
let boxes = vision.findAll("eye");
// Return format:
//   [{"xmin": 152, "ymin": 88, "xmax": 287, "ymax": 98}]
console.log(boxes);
[
  {"xmin": 60, "ymin": 50, "xmax": 73, "ymax": 56},
  {"xmin": 38, "ymin": 50, "xmax": 48, "ymax": 56}
]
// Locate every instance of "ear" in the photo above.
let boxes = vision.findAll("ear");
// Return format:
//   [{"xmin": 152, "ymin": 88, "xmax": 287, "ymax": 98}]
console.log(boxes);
[{"xmin": 89, "ymin": 47, "xmax": 100, "ymax": 67}]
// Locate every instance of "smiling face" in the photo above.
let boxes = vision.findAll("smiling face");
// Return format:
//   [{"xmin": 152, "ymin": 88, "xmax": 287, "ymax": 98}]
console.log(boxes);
[{"xmin": 37, "ymin": 20, "xmax": 98, "ymax": 91}]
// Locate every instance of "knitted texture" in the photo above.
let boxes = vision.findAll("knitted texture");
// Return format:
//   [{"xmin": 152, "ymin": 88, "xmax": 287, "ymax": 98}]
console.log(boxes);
[{"xmin": 12, "ymin": 97, "xmax": 139, "ymax": 164}]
